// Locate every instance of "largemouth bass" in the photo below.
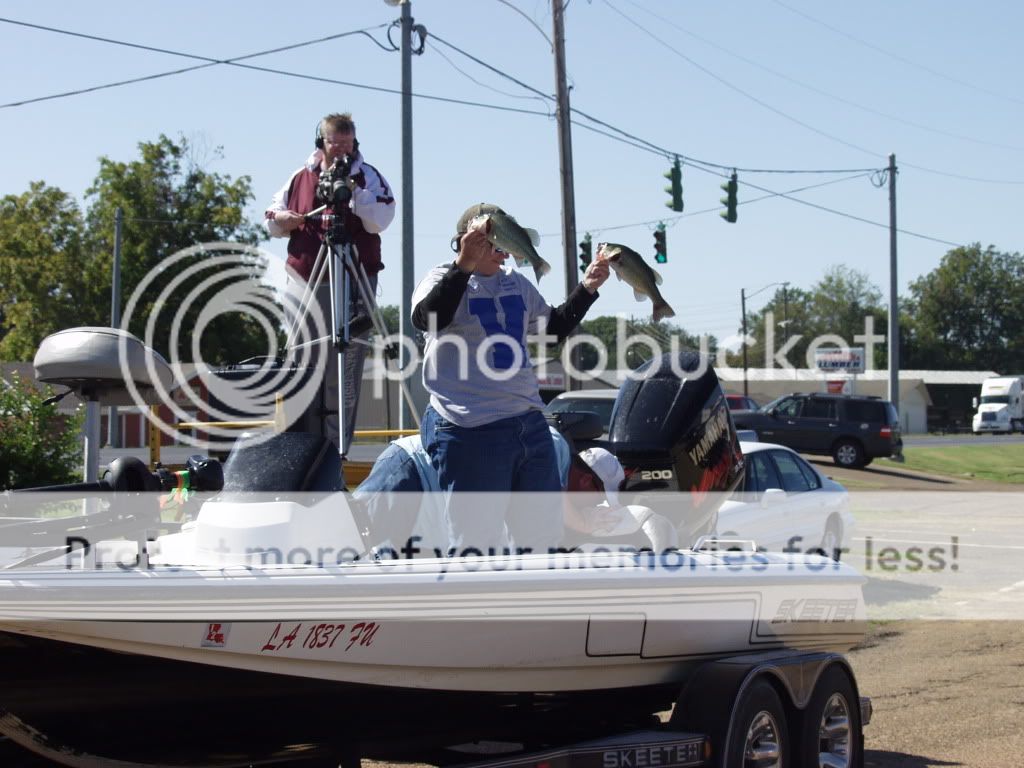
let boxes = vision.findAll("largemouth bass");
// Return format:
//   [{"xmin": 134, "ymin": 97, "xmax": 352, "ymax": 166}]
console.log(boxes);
[
  {"xmin": 471, "ymin": 212, "xmax": 552, "ymax": 282},
  {"xmin": 597, "ymin": 242, "xmax": 675, "ymax": 322}
]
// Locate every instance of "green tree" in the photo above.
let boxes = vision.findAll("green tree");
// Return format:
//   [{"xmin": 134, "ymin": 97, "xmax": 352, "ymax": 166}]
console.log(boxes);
[
  {"xmin": 905, "ymin": 244, "xmax": 1024, "ymax": 371},
  {"xmin": 0, "ymin": 373, "xmax": 83, "ymax": 489},
  {"xmin": 0, "ymin": 183, "xmax": 91, "ymax": 360},
  {"xmin": 82, "ymin": 134, "xmax": 272, "ymax": 364},
  {"xmin": 730, "ymin": 266, "xmax": 885, "ymax": 369},
  {"xmin": 557, "ymin": 316, "xmax": 713, "ymax": 372}
]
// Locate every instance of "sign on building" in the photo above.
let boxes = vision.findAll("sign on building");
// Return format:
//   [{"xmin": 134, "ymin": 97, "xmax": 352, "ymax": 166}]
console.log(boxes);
[{"xmin": 814, "ymin": 347, "xmax": 865, "ymax": 374}]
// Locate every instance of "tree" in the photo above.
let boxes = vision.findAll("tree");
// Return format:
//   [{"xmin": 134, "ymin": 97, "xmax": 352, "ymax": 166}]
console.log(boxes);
[
  {"xmin": 0, "ymin": 183, "xmax": 91, "ymax": 360},
  {"xmin": 0, "ymin": 373, "xmax": 83, "ymax": 489},
  {"xmin": 555, "ymin": 315, "xmax": 713, "ymax": 373},
  {"xmin": 904, "ymin": 244, "xmax": 1024, "ymax": 371},
  {"xmin": 730, "ymin": 266, "xmax": 886, "ymax": 369},
  {"xmin": 83, "ymin": 134, "xmax": 273, "ymax": 365}
]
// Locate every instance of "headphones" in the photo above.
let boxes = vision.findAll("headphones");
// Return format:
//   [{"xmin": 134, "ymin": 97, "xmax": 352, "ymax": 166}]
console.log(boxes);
[{"xmin": 314, "ymin": 121, "xmax": 359, "ymax": 152}]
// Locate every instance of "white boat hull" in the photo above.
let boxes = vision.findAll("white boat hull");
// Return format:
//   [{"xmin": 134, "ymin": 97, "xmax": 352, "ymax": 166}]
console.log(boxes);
[{"xmin": 0, "ymin": 550, "xmax": 865, "ymax": 693}]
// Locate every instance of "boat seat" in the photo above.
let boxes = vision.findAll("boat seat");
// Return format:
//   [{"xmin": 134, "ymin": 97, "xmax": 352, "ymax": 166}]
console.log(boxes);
[{"xmin": 33, "ymin": 326, "xmax": 175, "ymax": 405}]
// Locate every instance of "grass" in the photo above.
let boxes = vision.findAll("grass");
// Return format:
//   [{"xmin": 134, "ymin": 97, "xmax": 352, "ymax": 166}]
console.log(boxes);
[{"xmin": 878, "ymin": 443, "xmax": 1024, "ymax": 483}]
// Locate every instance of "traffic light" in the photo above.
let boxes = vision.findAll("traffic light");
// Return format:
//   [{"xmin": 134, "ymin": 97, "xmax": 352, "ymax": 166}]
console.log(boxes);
[
  {"xmin": 579, "ymin": 233, "xmax": 592, "ymax": 273},
  {"xmin": 664, "ymin": 157, "xmax": 683, "ymax": 213},
  {"xmin": 720, "ymin": 170, "xmax": 738, "ymax": 223},
  {"xmin": 653, "ymin": 224, "xmax": 667, "ymax": 264}
]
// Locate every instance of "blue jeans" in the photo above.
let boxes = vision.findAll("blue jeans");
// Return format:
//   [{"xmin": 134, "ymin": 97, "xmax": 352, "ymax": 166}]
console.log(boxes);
[
  {"xmin": 352, "ymin": 441, "xmax": 423, "ymax": 550},
  {"xmin": 420, "ymin": 406, "xmax": 563, "ymax": 554}
]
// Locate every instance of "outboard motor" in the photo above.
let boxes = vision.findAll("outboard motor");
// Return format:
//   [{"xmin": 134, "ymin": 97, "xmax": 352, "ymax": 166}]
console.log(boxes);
[{"xmin": 607, "ymin": 350, "xmax": 744, "ymax": 545}]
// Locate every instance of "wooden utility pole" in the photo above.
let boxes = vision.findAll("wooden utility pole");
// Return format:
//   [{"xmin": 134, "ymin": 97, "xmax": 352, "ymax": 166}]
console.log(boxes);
[
  {"xmin": 887, "ymin": 153, "xmax": 900, "ymax": 426},
  {"xmin": 552, "ymin": 0, "xmax": 581, "ymax": 390}
]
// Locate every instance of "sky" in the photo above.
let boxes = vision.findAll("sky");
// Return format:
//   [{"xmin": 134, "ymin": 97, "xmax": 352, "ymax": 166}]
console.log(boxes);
[{"xmin": 2, "ymin": 0, "xmax": 1022, "ymax": 347}]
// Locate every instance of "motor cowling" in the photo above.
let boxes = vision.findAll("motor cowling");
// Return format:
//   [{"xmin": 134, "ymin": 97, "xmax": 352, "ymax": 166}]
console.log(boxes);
[{"xmin": 607, "ymin": 351, "xmax": 745, "ymax": 543}]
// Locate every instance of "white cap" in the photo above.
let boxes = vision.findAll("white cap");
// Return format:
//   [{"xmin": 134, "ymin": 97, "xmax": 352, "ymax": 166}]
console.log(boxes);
[{"xmin": 578, "ymin": 447, "xmax": 624, "ymax": 508}]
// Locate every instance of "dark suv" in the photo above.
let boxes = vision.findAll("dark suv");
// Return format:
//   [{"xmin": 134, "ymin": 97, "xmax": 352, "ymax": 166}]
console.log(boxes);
[{"xmin": 731, "ymin": 393, "xmax": 903, "ymax": 468}]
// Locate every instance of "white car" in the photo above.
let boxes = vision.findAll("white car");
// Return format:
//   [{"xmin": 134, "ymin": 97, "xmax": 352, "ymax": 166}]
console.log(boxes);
[
  {"xmin": 544, "ymin": 389, "xmax": 618, "ymax": 434},
  {"xmin": 716, "ymin": 441, "xmax": 853, "ymax": 559}
]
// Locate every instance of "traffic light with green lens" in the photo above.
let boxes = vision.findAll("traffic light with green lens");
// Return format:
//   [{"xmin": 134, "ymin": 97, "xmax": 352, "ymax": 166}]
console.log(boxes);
[
  {"xmin": 579, "ymin": 233, "xmax": 592, "ymax": 273},
  {"xmin": 664, "ymin": 157, "xmax": 683, "ymax": 213},
  {"xmin": 720, "ymin": 171, "xmax": 738, "ymax": 223},
  {"xmin": 653, "ymin": 225, "xmax": 667, "ymax": 264}
]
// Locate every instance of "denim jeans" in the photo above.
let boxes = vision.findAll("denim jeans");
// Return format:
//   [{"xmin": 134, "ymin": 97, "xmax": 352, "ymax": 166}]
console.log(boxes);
[
  {"xmin": 351, "ymin": 441, "xmax": 424, "ymax": 551},
  {"xmin": 420, "ymin": 406, "xmax": 563, "ymax": 554}
]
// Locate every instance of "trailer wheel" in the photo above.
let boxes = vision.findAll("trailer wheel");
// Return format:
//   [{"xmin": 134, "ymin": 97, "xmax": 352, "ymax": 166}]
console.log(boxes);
[
  {"xmin": 799, "ymin": 666, "xmax": 861, "ymax": 768},
  {"xmin": 727, "ymin": 679, "xmax": 788, "ymax": 768}
]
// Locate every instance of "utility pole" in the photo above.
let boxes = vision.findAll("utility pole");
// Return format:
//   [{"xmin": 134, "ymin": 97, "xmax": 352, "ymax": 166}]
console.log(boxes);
[
  {"xmin": 107, "ymin": 206, "xmax": 123, "ymax": 448},
  {"xmin": 552, "ymin": 0, "xmax": 581, "ymax": 390},
  {"xmin": 887, "ymin": 153, "xmax": 900, "ymax": 426},
  {"xmin": 398, "ymin": 0, "xmax": 416, "ymax": 428},
  {"xmin": 782, "ymin": 283, "xmax": 789, "ymax": 330},
  {"xmin": 741, "ymin": 288, "xmax": 748, "ymax": 398}
]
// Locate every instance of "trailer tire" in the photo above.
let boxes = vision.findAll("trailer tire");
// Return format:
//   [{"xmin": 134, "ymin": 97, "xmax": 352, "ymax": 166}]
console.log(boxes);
[
  {"xmin": 798, "ymin": 665, "xmax": 861, "ymax": 768},
  {"xmin": 726, "ymin": 679, "xmax": 788, "ymax": 768}
]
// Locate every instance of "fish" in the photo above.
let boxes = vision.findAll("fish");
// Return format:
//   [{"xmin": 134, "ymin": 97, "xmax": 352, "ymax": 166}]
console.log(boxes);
[
  {"xmin": 470, "ymin": 212, "xmax": 552, "ymax": 282},
  {"xmin": 596, "ymin": 242, "xmax": 676, "ymax": 322}
]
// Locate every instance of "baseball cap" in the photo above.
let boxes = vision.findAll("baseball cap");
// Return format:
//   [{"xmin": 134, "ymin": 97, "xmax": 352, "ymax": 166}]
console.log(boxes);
[
  {"xmin": 455, "ymin": 203, "xmax": 505, "ymax": 236},
  {"xmin": 578, "ymin": 447, "xmax": 624, "ymax": 508}
]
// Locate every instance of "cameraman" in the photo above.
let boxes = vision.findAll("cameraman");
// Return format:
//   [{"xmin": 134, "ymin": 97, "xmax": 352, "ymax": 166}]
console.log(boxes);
[{"xmin": 265, "ymin": 112, "xmax": 395, "ymax": 454}]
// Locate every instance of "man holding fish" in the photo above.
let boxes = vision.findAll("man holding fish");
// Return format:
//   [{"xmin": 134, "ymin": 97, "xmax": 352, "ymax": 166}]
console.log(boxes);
[{"xmin": 411, "ymin": 203, "xmax": 611, "ymax": 554}]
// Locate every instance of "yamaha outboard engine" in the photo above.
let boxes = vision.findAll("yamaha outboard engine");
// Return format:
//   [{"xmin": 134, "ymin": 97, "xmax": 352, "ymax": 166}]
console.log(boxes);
[{"xmin": 607, "ymin": 350, "xmax": 744, "ymax": 545}]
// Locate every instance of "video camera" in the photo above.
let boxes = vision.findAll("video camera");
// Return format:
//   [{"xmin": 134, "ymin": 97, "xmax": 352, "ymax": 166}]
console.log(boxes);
[{"xmin": 316, "ymin": 154, "xmax": 354, "ymax": 210}]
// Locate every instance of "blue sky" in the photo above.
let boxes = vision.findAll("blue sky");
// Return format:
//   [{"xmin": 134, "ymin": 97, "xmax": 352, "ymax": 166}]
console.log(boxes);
[{"xmin": 2, "ymin": 0, "xmax": 1021, "ymax": 345}]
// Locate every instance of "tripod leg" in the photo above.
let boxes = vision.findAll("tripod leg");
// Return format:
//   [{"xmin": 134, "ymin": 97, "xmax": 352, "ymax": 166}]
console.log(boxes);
[
  {"xmin": 284, "ymin": 242, "xmax": 329, "ymax": 350},
  {"xmin": 351, "ymin": 259, "xmax": 422, "ymax": 430}
]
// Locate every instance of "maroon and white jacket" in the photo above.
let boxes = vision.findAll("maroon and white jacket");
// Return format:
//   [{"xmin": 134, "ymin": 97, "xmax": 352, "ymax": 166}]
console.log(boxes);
[{"xmin": 264, "ymin": 149, "xmax": 396, "ymax": 282}]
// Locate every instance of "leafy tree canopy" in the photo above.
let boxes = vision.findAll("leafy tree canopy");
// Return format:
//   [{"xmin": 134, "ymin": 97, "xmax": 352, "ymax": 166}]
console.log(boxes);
[{"xmin": 0, "ymin": 135, "xmax": 274, "ymax": 365}]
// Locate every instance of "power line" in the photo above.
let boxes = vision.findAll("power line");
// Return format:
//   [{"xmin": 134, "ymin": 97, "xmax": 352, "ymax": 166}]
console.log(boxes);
[
  {"xmin": 622, "ymin": 0, "xmax": 1024, "ymax": 154},
  {"xmin": 600, "ymin": 0, "xmax": 881, "ymax": 160},
  {"xmin": 431, "ymin": 29, "xmax": 881, "ymax": 176},
  {"xmin": 598, "ymin": 1, "xmax": 1024, "ymax": 185},
  {"xmin": 769, "ymin": 0, "xmax": 1024, "ymax": 108},
  {"xmin": 0, "ymin": 19, "xmax": 394, "ymax": 109}
]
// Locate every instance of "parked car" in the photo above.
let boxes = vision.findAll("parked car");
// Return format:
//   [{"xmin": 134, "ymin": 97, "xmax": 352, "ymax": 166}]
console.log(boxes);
[
  {"xmin": 716, "ymin": 441, "xmax": 852, "ymax": 559},
  {"xmin": 544, "ymin": 389, "xmax": 618, "ymax": 434},
  {"xmin": 725, "ymin": 394, "xmax": 760, "ymax": 412},
  {"xmin": 730, "ymin": 392, "xmax": 902, "ymax": 469}
]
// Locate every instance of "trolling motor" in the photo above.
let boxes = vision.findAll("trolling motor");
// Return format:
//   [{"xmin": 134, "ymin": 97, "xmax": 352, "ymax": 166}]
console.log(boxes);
[{"xmin": 18, "ymin": 454, "xmax": 223, "ymax": 495}]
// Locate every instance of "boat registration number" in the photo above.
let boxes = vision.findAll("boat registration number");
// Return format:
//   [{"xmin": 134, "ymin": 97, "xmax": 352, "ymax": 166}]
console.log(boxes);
[{"xmin": 259, "ymin": 621, "xmax": 380, "ymax": 653}]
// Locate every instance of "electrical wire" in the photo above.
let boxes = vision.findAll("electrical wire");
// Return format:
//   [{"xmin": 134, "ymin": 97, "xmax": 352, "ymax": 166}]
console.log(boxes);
[
  {"xmin": 599, "ymin": 0, "xmax": 882, "ymax": 160},
  {"xmin": 621, "ymin": 0, "xmax": 1024, "ymax": 154},
  {"xmin": 770, "ymin": 0, "xmax": 1024, "ymax": 108},
  {"xmin": 426, "ymin": 38, "xmax": 553, "ymax": 109},
  {"xmin": 0, "ymin": 20, "xmax": 394, "ymax": 109},
  {"xmin": 494, "ymin": 0, "xmax": 553, "ymax": 49}
]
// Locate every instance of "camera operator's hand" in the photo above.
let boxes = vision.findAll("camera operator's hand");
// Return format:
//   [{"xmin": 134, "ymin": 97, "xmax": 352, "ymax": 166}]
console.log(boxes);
[
  {"xmin": 273, "ymin": 210, "xmax": 305, "ymax": 233},
  {"xmin": 455, "ymin": 219, "xmax": 491, "ymax": 274}
]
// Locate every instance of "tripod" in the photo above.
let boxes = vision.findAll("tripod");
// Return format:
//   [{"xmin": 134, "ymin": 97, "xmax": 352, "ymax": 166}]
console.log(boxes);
[{"xmin": 285, "ymin": 207, "xmax": 419, "ymax": 459}]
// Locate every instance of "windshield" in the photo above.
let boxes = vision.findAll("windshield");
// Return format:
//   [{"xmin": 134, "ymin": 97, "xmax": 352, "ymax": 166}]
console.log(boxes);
[
  {"xmin": 760, "ymin": 395, "xmax": 788, "ymax": 412},
  {"xmin": 546, "ymin": 398, "xmax": 615, "ymax": 431},
  {"xmin": 974, "ymin": 397, "xmax": 1007, "ymax": 409}
]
